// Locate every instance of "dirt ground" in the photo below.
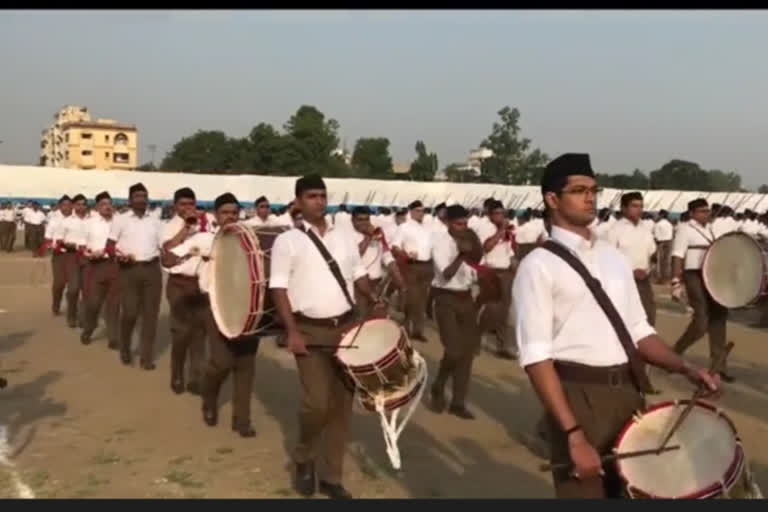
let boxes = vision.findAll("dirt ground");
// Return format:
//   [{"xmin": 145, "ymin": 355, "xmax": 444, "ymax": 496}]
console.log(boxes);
[{"xmin": 1, "ymin": 250, "xmax": 767, "ymax": 499}]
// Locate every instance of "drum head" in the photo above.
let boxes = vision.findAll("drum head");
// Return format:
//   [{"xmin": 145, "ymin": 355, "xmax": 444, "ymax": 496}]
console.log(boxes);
[
  {"xmin": 210, "ymin": 225, "xmax": 263, "ymax": 339},
  {"xmin": 703, "ymin": 233, "xmax": 765, "ymax": 308},
  {"xmin": 337, "ymin": 319, "xmax": 402, "ymax": 367},
  {"xmin": 616, "ymin": 401, "xmax": 740, "ymax": 499}
]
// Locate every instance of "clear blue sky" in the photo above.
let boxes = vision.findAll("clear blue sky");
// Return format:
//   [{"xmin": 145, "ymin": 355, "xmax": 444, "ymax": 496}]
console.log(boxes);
[{"xmin": 1, "ymin": 10, "xmax": 766, "ymax": 187}]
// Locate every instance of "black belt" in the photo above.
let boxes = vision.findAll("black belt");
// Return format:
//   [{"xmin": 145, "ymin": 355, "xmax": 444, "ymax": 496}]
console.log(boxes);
[
  {"xmin": 407, "ymin": 259, "xmax": 432, "ymax": 265},
  {"xmin": 119, "ymin": 257, "xmax": 159, "ymax": 267},
  {"xmin": 294, "ymin": 310, "xmax": 355, "ymax": 327},
  {"xmin": 433, "ymin": 287, "xmax": 472, "ymax": 298},
  {"xmin": 554, "ymin": 361, "xmax": 634, "ymax": 388}
]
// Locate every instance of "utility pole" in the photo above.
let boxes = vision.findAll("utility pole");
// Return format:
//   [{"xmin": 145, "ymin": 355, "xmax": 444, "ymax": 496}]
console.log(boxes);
[{"xmin": 147, "ymin": 144, "xmax": 157, "ymax": 167}]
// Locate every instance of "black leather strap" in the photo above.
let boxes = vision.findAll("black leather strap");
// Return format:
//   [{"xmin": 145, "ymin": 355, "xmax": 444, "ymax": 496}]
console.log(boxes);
[{"xmin": 301, "ymin": 226, "xmax": 357, "ymax": 311}]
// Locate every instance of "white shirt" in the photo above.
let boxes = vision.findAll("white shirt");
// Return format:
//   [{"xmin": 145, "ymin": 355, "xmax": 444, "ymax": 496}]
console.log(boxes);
[
  {"xmin": 652, "ymin": 218, "xmax": 674, "ymax": 242},
  {"xmin": 244, "ymin": 214, "xmax": 278, "ymax": 228},
  {"xmin": 333, "ymin": 211, "xmax": 353, "ymax": 233},
  {"xmin": 711, "ymin": 217, "xmax": 740, "ymax": 239},
  {"xmin": 61, "ymin": 214, "xmax": 90, "ymax": 246},
  {"xmin": 512, "ymin": 226, "xmax": 656, "ymax": 368},
  {"xmin": 641, "ymin": 218, "xmax": 655, "ymax": 233},
  {"xmin": 605, "ymin": 218, "xmax": 657, "ymax": 273},
  {"xmin": 171, "ymin": 232, "xmax": 215, "ymax": 293},
  {"xmin": 44, "ymin": 213, "xmax": 69, "ymax": 242},
  {"xmin": 516, "ymin": 218, "xmax": 548, "ymax": 244},
  {"xmin": 352, "ymin": 230, "xmax": 394, "ymax": 280},
  {"xmin": 22, "ymin": 207, "xmax": 33, "ymax": 223},
  {"xmin": 476, "ymin": 220, "xmax": 515, "ymax": 269},
  {"xmin": 269, "ymin": 221, "xmax": 367, "ymax": 318},
  {"xmin": 0, "ymin": 209, "xmax": 14, "ymax": 222},
  {"xmin": 431, "ymin": 231, "xmax": 477, "ymax": 291},
  {"xmin": 109, "ymin": 210, "xmax": 163, "ymax": 262},
  {"xmin": 470, "ymin": 216, "xmax": 493, "ymax": 240},
  {"xmin": 83, "ymin": 214, "xmax": 113, "ymax": 254},
  {"xmin": 671, "ymin": 220, "xmax": 715, "ymax": 270},
  {"xmin": 741, "ymin": 218, "xmax": 761, "ymax": 237},
  {"xmin": 162, "ymin": 216, "xmax": 204, "ymax": 276},
  {"xmin": 392, "ymin": 218, "xmax": 433, "ymax": 261},
  {"xmin": 26, "ymin": 210, "xmax": 46, "ymax": 225}
]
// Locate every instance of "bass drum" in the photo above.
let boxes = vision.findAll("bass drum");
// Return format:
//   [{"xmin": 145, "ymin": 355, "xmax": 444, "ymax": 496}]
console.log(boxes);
[
  {"xmin": 209, "ymin": 223, "xmax": 291, "ymax": 339},
  {"xmin": 702, "ymin": 232, "xmax": 768, "ymax": 309}
]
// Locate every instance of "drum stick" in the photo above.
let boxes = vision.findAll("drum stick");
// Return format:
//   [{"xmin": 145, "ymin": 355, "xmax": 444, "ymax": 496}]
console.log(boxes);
[
  {"xmin": 655, "ymin": 341, "xmax": 735, "ymax": 454},
  {"xmin": 539, "ymin": 445, "xmax": 681, "ymax": 472},
  {"xmin": 306, "ymin": 344, "xmax": 359, "ymax": 350}
]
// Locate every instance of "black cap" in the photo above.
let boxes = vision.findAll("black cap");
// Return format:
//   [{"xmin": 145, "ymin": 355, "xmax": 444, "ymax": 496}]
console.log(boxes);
[
  {"xmin": 214, "ymin": 192, "xmax": 239, "ymax": 211},
  {"xmin": 408, "ymin": 200, "xmax": 423, "ymax": 210},
  {"xmin": 688, "ymin": 198, "xmax": 708, "ymax": 211},
  {"xmin": 72, "ymin": 194, "xmax": 86, "ymax": 203},
  {"xmin": 94, "ymin": 191, "xmax": 111, "ymax": 203},
  {"xmin": 129, "ymin": 183, "xmax": 148, "ymax": 197},
  {"xmin": 445, "ymin": 204, "xmax": 469, "ymax": 220},
  {"xmin": 173, "ymin": 187, "xmax": 196, "ymax": 203},
  {"xmin": 541, "ymin": 153, "xmax": 595, "ymax": 195},
  {"xmin": 295, "ymin": 174, "xmax": 326, "ymax": 197}
]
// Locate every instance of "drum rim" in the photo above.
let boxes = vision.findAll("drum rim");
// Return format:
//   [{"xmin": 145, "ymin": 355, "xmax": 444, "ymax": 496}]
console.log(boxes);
[
  {"xmin": 360, "ymin": 370, "xmax": 426, "ymax": 412},
  {"xmin": 615, "ymin": 399, "xmax": 742, "ymax": 499},
  {"xmin": 209, "ymin": 223, "xmax": 265, "ymax": 339},
  {"xmin": 336, "ymin": 318, "xmax": 405, "ymax": 369},
  {"xmin": 702, "ymin": 232, "xmax": 767, "ymax": 309}
]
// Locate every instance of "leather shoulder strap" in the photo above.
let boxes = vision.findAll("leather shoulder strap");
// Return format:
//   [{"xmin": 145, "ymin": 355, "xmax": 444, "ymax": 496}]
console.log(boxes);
[
  {"xmin": 301, "ymin": 226, "xmax": 356, "ymax": 310},
  {"xmin": 541, "ymin": 240, "xmax": 653, "ymax": 393}
]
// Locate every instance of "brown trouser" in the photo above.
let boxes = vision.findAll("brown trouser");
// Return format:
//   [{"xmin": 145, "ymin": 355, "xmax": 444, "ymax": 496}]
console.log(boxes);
[
  {"xmin": 634, "ymin": 276, "xmax": 656, "ymax": 327},
  {"xmin": 82, "ymin": 259, "xmax": 120, "ymax": 346},
  {"xmin": 63, "ymin": 251, "xmax": 84, "ymax": 326},
  {"xmin": 432, "ymin": 289, "xmax": 480, "ymax": 407},
  {"xmin": 655, "ymin": 240, "xmax": 672, "ymax": 283},
  {"xmin": 0, "ymin": 221, "xmax": 16, "ymax": 252},
  {"xmin": 51, "ymin": 252, "xmax": 68, "ymax": 314},
  {"xmin": 545, "ymin": 362, "xmax": 645, "ymax": 498},
  {"xmin": 404, "ymin": 261, "xmax": 434, "ymax": 337},
  {"xmin": 27, "ymin": 224, "xmax": 45, "ymax": 255},
  {"xmin": 293, "ymin": 314, "xmax": 355, "ymax": 485},
  {"xmin": 203, "ymin": 306, "xmax": 259, "ymax": 428},
  {"xmin": 118, "ymin": 259, "xmax": 163, "ymax": 363},
  {"xmin": 354, "ymin": 277, "xmax": 381, "ymax": 315},
  {"xmin": 673, "ymin": 270, "xmax": 729, "ymax": 371},
  {"xmin": 166, "ymin": 274, "xmax": 207, "ymax": 385},
  {"xmin": 477, "ymin": 268, "xmax": 516, "ymax": 352}
]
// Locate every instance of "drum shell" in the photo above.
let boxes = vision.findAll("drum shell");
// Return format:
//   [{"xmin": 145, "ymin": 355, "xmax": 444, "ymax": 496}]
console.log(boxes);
[{"xmin": 702, "ymin": 232, "xmax": 768, "ymax": 309}]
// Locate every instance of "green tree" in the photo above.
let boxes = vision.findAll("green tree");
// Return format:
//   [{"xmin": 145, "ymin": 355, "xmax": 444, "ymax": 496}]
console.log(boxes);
[
  {"xmin": 479, "ymin": 106, "xmax": 549, "ymax": 184},
  {"xmin": 596, "ymin": 169, "xmax": 650, "ymax": 189},
  {"xmin": 408, "ymin": 140, "xmax": 438, "ymax": 182},
  {"xmin": 283, "ymin": 105, "xmax": 341, "ymax": 176},
  {"xmin": 706, "ymin": 169, "xmax": 742, "ymax": 192},
  {"xmin": 759, "ymin": 184, "xmax": 768, "ymax": 194},
  {"xmin": 160, "ymin": 130, "xmax": 238, "ymax": 173},
  {"xmin": 649, "ymin": 160, "xmax": 743, "ymax": 192},
  {"xmin": 351, "ymin": 137, "xmax": 393, "ymax": 179}
]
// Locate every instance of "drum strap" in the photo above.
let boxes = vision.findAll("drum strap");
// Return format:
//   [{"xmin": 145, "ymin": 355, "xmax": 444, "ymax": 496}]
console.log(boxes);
[
  {"xmin": 542, "ymin": 241, "xmax": 654, "ymax": 394},
  {"xmin": 301, "ymin": 227, "xmax": 357, "ymax": 312}
]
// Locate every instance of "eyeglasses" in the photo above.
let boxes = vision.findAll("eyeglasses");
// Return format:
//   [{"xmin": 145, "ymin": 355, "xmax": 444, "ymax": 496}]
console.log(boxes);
[{"xmin": 561, "ymin": 186, "xmax": 603, "ymax": 197}]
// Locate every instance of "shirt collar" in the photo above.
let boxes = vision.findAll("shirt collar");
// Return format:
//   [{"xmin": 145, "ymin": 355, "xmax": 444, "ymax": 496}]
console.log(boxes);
[
  {"xmin": 551, "ymin": 225, "xmax": 597, "ymax": 253},
  {"xmin": 301, "ymin": 219, "xmax": 334, "ymax": 235}
]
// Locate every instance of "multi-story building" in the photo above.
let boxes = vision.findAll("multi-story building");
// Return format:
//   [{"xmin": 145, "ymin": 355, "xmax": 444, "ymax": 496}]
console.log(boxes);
[{"xmin": 39, "ymin": 105, "xmax": 138, "ymax": 170}]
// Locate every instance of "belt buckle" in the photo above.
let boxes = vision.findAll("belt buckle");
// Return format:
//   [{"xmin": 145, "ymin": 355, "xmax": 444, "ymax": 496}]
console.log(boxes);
[
  {"xmin": 331, "ymin": 317, "xmax": 340, "ymax": 327},
  {"xmin": 608, "ymin": 370, "xmax": 621, "ymax": 388}
]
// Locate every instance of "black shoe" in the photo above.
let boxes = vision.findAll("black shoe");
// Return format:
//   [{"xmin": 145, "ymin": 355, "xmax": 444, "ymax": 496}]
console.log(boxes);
[
  {"xmin": 140, "ymin": 360, "xmax": 156, "ymax": 371},
  {"xmin": 448, "ymin": 405, "xmax": 476, "ymax": 420},
  {"xmin": 496, "ymin": 349, "xmax": 516, "ymax": 360},
  {"xmin": 107, "ymin": 342, "xmax": 119, "ymax": 351},
  {"xmin": 171, "ymin": 377, "xmax": 184, "ymax": 394},
  {"xmin": 232, "ymin": 422, "xmax": 256, "ymax": 438},
  {"xmin": 412, "ymin": 334, "xmax": 427, "ymax": 343},
  {"xmin": 719, "ymin": 371, "xmax": 735, "ymax": 383},
  {"xmin": 429, "ymin": 388, "xmax": 446, "ymax": 413},
  {"xmin": 120, "ymin": 349, "xmax": 132, "ymax": 366},
  {"xmin": 294, "ymin": 462, "xmax": 316, "ymax": 497},
  {"xmin": 186, "ymin": 381, "xmax": 201, "ymax": 396},
  {"xmin": 80, "ymin": 332, "xmax": 92, "ymax": 346},
  {"xmin": 318, "ymin": 480, "xmax": 352, "ymax": 499},
  {"xmin": 67, "ymin": 318, "xmax": 77, "ymax": 329},
  {"xmin": 202, "ymin": 405, "xmax": 218, "ymax": 427}
]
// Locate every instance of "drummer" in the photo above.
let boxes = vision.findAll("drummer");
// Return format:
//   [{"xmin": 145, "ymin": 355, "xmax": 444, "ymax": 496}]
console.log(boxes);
[
  {"xmin": 670, "ymin": 198, "xmax": 733, "ymax": 382},
  {"xmin": 513, "ymin": 153, "xmax": 719, "ymax": 498},
  {"xmin": 270, "ymin": 174, "xmax": 382, "ymax": 499}
]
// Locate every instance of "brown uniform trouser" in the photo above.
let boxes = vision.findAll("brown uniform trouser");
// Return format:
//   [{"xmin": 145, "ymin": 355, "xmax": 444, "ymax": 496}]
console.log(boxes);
[
  {"xmin": 166, "ymin": 274, "xmax": 208, "ymax": 386},
  {"xmin": 432, "ymin": 289, "xmax": 481, "ymax": 407},
  {"xmin": 546, "ymin": 362, "xmax": 645, "ymax": 498},
  {"xmin": 26, "ymin": 224, "xmax": 44, "ymax": 255},
  {"xmin": 82, "ymin": 259, "xmax": 120, "ymax": 346},
  {"xmin": 203, "ymin": 306, "xmax": 259, "ymax": 429},
  {"xmin": 673, "ymin": 270, "xmax": 729, "ymax": 371},
  {"xmin": 118, "ymin": 259, "xmax": 163, "ymax": 363},
  {"xmin": 634, "ymin": 276, "xmax": 656, "ymax": 327},
  {"xmin": 477, "ymin": 268, "xmax": 516, "ymax": 352},
  {"xmin": 404, "ymin": 261, "xmax": 433, "ymax": 337},
  {"xmin": 51, "ymin": 252, "xmax": 68, "ymax": 314},
  {"xmin": 656, "ymin": 240, "xmax": 672, "ymax": 283},
  {"xmin": 354, "ymin": 277, "xmax": 381, "ymax": 315},
  {"xmin": 293, "ymin": 313, "xmax": 355, "ymax": 485},
  {"xmin": 63, "ymin": 251, "xmax": 84, "ymax": 326},
  {"xmin": 0, "ymin": 221, "xmax": 16, "ymax": 251}
]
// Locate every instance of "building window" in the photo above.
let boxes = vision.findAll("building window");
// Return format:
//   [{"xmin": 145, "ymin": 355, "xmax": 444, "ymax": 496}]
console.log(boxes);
[
  {"xmin": 81, "ymin": 133, "xmax": 93, "ymax": 140},
  {"xmin": 82, "ymin": 150, "xmax": 92, "ymax": 156},
  {"xmin": 105, "ymin": 134, "xmax": 110, "ymax": 143},
  {"xmin": 105, "ymin": 152, "xmax": 110, "ymax": 158},
  {"xmin": 113, "ymin": 152, "xmax": 130, "ymax": 164},
  {"xmin": 65, "ymin": 151, "xmax": 70, "ymax": 159},
  {"xmin": 65, "ymin": 133, "xmax": 69, "ymax": 142},
  {"xmin": 114, "ymin": 133, "xmax": 128, "ymax": 145}
]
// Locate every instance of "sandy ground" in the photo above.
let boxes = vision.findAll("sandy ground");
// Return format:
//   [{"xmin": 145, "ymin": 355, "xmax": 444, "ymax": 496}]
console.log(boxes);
[{"xmin": 1, "ymin": 249, "xmax": 767, "ymax": 499}]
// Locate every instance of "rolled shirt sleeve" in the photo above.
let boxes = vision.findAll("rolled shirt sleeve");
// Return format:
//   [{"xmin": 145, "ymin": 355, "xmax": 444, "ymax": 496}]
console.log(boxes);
[
  {"xmin": 621, "ymin": 260, "xmax": 657, "ymax": 344},
  {"xmin": 512, "ymin": 257, "xmax": 556, "ymax": 367}
]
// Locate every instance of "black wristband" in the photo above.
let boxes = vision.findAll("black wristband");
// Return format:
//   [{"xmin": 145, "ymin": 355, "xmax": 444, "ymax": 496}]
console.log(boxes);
[{"xmin": 565, "ymin": 425, "xmax": 582, "ymax": 436}]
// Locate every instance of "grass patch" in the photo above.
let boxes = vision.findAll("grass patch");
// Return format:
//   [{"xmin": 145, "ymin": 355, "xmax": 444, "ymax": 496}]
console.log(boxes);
[
  {"xmin": 272, "ymin": 488, "xmax": 293, "ymax": 497},
  {"xmin": 86, "ymin": 473, "xmax": 110, "ymax": 487},
  {"xmin": 165, "ymin": 470, "xmax": 204, "ymax": 489},
  {"xmin": 169, "ymin": 455, "xmax": 193, "ymax": 465},
  {"xmin": 215, "ymin": 446, "xmax": 233, "ymax": 455},
  {"xmin": 90, "ymin": 451, "xmax": 121, "ymax": 465}
]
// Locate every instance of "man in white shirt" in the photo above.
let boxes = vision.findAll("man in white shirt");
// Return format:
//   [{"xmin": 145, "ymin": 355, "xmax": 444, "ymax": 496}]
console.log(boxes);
[
  {"xmin": 429, "ymin": 204, "xmax": 483, "ymax": 419},
  {"xmin": 391, "ymin": 200, "xmax": 433, "ymax": 342},
  {"xmin": 21, "ymin": 200, "xmax": 34, "ymax": 250},
  {"xmin": 244, "ymin": 196, "xmax": 276, "ymax": 228},
  {"xmin": 670, "ymin": 198, "xmax": 733, "ymax": 382},
  {"xmin": 41, "ymin": 195, "xmax": 73, "ymax": 315},
  {"xmin": 350, "ymin": 206, "xmax": 406, "ymax": 312},
  {"xmin": 513, "ymin": 153, "xmax": 718, "ymax": 499},
  {"xmin": 161, "ymin": 187, "xmax": 208, "ymax": 395},
  {"xmin": 270, "ymin": 174, "xmax": 380, "ymax": 499},
  {"xmin": 515, "ymin": 209, "xmax": 548, "ymax": 260},
  {"xmin": 605, "ymin": 192, "xmax": 658, "ymax": 326},
  {"xmin": 25, "ymin": 202, "xmax": 47, "ymax": 256},
  {"xmin": 107, "ymin": 183, "xmax": 164, "ymax": 371},
  {"xmin": 711, "ymin": 206, "xmax": 738, "ymax": 239},
  {"xmin": 475, "ymin": 199, "xmax": 517, "ymax": 359},
  {"xmin": 652, "ymin": 210, "xmax": 674, "ymax": 283},
  {"xmin": 80, "ymin": 192, "xmax": 120, "ymax": 349},
  {"xmin": 59, "ymin": 194, "xmax": 91, "ymax": 328},
  {"xmin": 0, "ymin": 201, "xmax": 16, "ymax": 252}
]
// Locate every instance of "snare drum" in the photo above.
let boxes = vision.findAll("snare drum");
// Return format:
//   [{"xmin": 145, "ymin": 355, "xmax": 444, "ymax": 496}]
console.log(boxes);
[
  {"xmin": 615, "ymin": 400, "xmax": 761, "ymax": 499},
  {"xmin": 209, "ymin": 224, "xmax": 290, "ymax": 339},
  {"xmin": 335, "ymin": 318, "xmax": 414, "ymax": 399},
  {"xmin": 702, "ymin": 232, "xmax": 768, "ymax": 308},
  {"xmin": 358, "ymin": 362, "xmax": 426, "ymax": 413}
]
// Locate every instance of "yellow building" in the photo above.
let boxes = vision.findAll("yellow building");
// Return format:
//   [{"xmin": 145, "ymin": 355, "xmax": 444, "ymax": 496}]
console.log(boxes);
[{"xmin": 40, "ymin": 106, "xmax": 138, "ymax": 170}]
